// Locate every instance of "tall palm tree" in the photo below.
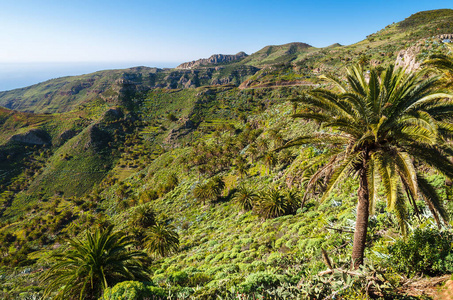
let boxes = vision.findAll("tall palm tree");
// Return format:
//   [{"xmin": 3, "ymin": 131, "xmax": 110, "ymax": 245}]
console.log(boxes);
[
  {"xmin": 280, "ymin": 64, "xmax": 453, "ymax": 269},
  {"xmin": 263, "ymin": 152, "xmax": 277, "ymax": 174},
  {"xmin": 40, "ymin": 226, "xmax": 149, "ymax": 300}
]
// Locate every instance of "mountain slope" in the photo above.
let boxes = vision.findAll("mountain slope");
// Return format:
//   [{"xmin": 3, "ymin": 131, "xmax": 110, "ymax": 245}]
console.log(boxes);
[{"xmin": 1, "ymin": 9, "xmax": 453, "ymax": 299}]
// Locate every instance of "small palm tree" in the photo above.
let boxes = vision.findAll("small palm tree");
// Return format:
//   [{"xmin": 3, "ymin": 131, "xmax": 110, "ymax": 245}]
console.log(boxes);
[
  {"xmin": 257, "ymin": 138, "xmax": 269, "ymax": 152},
  {"xmin": 193, "ymin": 182, "xmax": 210, "ymax": 205},
  {"xmin": 280, "ymin": 64, "xmax": 453, "ymax": 268},
  {"xmin": 144, "ymin": 223, "xmax": 179, "ymax": 258},
  {"xmin": 234, "ymin": 185, "xmax": 257, "ymax": 211},
  {"xmin": 130, "ymin": 204, "xmax": 157, "ymax": 229},
  {"xmin": 235, "ymin": 155, "xmax": 248, "ymax": 178},
  {"xmin": 236, "ymin": 162, "xmax": 248, "ymax": 178},
  {"xmin": 193, "ymin": 177, "xmax": 225, "ymax": 205},
  {"xmin": 40, "ymin": 226, "xmax": 149, "ymax": 300},
  {"xmin": 255, "ymin": 188, "xmax": 300, "ymax": 219},
  {"xmin": 263, "ymin": 152, "xmax": 277, "ymax": 174},
  {"xmin": 247, "ymin": 144, "xmax": 259, "ymax": 163}
]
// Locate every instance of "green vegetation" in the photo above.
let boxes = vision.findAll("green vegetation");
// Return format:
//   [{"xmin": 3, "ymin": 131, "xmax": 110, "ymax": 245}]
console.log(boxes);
[
  {"xmin": 40, "ymin": 226, "xmax": 149, "ymax": 300},
  {"xmin": 2, "ymin": 9, "xmax": 453, "ymax": 299},
  {"xmin": 388, "ymin": 227, "xmax": 453, "ymax": 276},
  {"xmin": 282, "ymin": 64, "xmax": 453, "ymax": 268}
]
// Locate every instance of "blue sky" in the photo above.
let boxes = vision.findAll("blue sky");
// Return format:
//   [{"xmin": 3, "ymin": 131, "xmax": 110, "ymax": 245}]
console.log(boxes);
[{"xmin": 0, "ymin": 0, "xmax": 452, "ymax": 65}]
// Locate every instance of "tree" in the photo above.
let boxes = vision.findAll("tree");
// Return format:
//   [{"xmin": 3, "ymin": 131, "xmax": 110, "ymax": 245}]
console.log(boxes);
[
  {"xmin": 280, "ymin": 64, "xmax": 453, "ymax": 269},
  {"xmin": 144, "ymin": 223, "xmax": 179, "ymax": 258},
  {"xmin": 234, "ymin": 185, "xmax": 257, "ymax": 211},
  {"xmin": 192, "ymin": 176, "xmax": 225, "ymax": 205},
  {"xmin": 422, "ymin": 47, "xmax": 453, "ymax": 89},
  {"xmin": 130, "ymin": 204, "xmax": 157, "ymax": 229},
  {"xmin": 263, "ymin": 152, "xmax": 277, "ymax": 174},
  {"xmin": 40, "ymin": 226, "xmax": 149, "ymax": 300},
  {"xmin": 254, "ymin": 187, "xmax": 300, "ymax": 219}
]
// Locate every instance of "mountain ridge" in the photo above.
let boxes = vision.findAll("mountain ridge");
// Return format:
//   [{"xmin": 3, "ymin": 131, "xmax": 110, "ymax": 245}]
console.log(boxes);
[{"xmin": 176, "ymin": 52, "xmax": 249, "ymax": 69}]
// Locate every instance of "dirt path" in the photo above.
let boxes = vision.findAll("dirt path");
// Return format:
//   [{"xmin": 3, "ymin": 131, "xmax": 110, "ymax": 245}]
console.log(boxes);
[{"xmin": 434, "ymin": 279, "xmax": 453, "ymax": 300}]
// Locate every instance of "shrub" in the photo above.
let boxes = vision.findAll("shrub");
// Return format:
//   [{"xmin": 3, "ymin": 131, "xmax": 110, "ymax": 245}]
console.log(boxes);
[
  {"xmin": 101, "ymin": 281, "xmax": 166, "ymax": 300},
  {"xmin": 168, "ymin": 271, "xmax": 189, "ymax": 286},
  {"xmin": 188, "ymin": 272, "xmax": 212, "ymax": 286},
  {"xmin": 388, "ymin": 228, "xmax": 453, "ymax": 275},
  {"xmin": 239, "ymin": 271, "xmax": 286, "ymax": 293}
]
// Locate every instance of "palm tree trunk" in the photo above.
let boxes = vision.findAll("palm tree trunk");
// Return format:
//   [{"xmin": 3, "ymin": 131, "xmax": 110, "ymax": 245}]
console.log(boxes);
[{"xmin": 351, "ymin": 162, "xmax": 369, "ymax": 269}]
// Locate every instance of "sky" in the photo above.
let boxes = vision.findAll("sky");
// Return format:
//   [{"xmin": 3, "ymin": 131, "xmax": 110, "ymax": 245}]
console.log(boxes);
[{"xmin": 0, "ymin": 0, "xmax": 452, "ymax": 66}]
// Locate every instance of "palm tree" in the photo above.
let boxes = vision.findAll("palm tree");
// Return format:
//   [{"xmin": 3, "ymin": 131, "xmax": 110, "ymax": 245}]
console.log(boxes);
[
  {"xmin": 193, "ymin": 182, "xmax": 210, "ymax": 205},
  {"xmin": 40, "ymin": 226, "xmax": 149, "ymax": 300},
  {"xmin": 247, "ymin": 144, "xmax": 259, "ymax": 163},
  {"xmin": 144, "ymin": 223, "xmax": 179, "ymax": 258},
  {"xmin": 130, "ymin": 204, "xmax": 157, "ymax": 229},
  {"xmin": 280, "ymin": 64, "xmax": 453, "ymax": 269},
  {"xmin": 234, "ymin": 185, "xmax": 257, "ymax": 211},
  {"xmin": 422, "ymin": 46, "xmax": 453, "ymax": 89},
  {"xmin": 193, "ymin": 176, "xmax": 225, "ymax": 205},
  {"xmin": 235, "ymin": 155, "xmax": 248, "ymax": 178},
  {"xmin": 263, "ymin": 152, "xmax": 277, "ymax": 174},
  {"xmin": 254, "ymin": 187, "xmax": 300, "ymax": 219}
]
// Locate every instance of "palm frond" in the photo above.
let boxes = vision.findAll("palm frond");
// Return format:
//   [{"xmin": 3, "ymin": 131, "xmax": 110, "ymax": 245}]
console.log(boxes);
[
  {"xmin": 393, "ymin": 188, "xmax": 408, "ymax": 236},
  {"xmin": 405, "ymin": 144, "xmax": 453, "ymax": 179},
  {"xmin": 319, "ymin": 151, "xmax": 363, "ymax": 203},
  {"xmin": 274, "ymin": 133, "xmax": 349, "ymax": 151},
  {"xmin": 393, "ymin": 151, "xmax": 418, "ymax": 200},
  {"xmin": 373, "ymin": 151, "xmax": 398, "ymax": 209},
  {"xmin": 417, "ymin": 174, "xmax": 449, "ymax": 226}
]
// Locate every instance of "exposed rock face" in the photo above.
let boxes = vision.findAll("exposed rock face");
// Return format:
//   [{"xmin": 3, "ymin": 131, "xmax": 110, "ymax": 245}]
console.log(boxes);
[
  {"xmin": 395, "ymin": 44, "xmax": 421, "ymax": 72},
  {"xmin": 176, "ymin": 52, "xmax": 248, "ymax": 69},
  {"xmin": 9, "ymin": 129, "xmax": 51, "ymax": 145},
  {"xmin": 56, "ymin": 129, "xmax": 79, "ymax": 146}
]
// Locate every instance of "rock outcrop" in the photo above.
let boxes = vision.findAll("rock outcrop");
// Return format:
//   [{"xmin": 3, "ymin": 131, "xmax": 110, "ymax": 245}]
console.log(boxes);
[
  {"xmin": 176, "ymin": 52, "xmax": 248, "ymax": 69},
  {"xmin": 9, "ymin": 129, "xmax": 51, "ymax": 145},
  {"xmin": 395, "ymin": 44, "xmax": 421, "ymax": 72}
]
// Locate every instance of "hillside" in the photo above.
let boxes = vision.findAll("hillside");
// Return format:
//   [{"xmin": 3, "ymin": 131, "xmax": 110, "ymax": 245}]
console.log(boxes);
[
  {"xmin": 3, "ymin": 9, "xmax": 453, "ymax": 115},
  {"xmin": 1, "ymin": 8, "xmax": 453, "ymax": 300}
]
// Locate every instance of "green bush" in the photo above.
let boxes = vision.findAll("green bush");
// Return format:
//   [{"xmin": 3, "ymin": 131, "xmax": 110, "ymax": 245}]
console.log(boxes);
[
  {"xmin": 100, "ymin": 281, "xmax": 166, "ymax": 300},
  {"xmin": 168, "ymin": 271, "xmax": 189, "ymax": 286},
  {"xmin": 388, "ymin": 228, "xmax": 453, "ymax": 275},
  {"xmin": 239, "ymin": 271, "xmax": 286, "ymax": 293},
  {"xmin": 188, "ymin": 272, "xmax": 212, "ymax": 286}
]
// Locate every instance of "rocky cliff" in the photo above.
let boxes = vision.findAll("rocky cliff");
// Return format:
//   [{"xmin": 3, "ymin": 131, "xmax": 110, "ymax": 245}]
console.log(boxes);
[{"xmin": 176, "ymin": 52, "xmax": 248, "ymax": 69}]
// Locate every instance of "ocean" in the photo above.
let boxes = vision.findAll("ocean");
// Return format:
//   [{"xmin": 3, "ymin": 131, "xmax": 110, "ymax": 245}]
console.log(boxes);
[{"xmin": 0, "ymin": 61, "xmax": 178, "ymax": 92}]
